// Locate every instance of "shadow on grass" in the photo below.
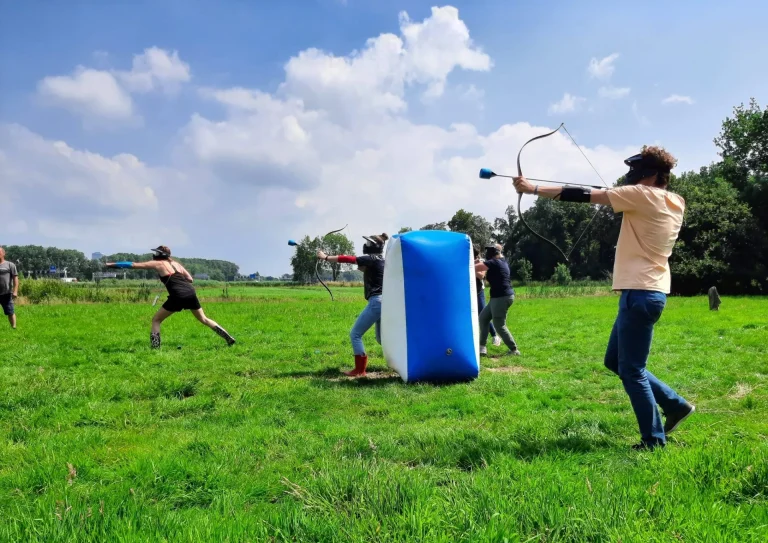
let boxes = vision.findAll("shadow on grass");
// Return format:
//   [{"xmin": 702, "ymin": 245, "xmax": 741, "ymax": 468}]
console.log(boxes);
[{"xmin": 275, "ymin": 367, "xmax": 474, "ymax": 388}]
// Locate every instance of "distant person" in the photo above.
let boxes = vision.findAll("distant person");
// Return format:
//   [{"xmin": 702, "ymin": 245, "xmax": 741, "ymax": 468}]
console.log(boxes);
[
  {"xmin": 317, "ymin": 233, "xmax": 389, "ymax": 377},
  {"xmin": 106, "ymin": 246, "xmax": 235, "ymax": 348},
  {"xmin": 0, "ymin": 247, "xmax": 19, "ymax": 329},
  {"xmin": 513, "ymin": 145, "xmax": 695, "ymax": 450},
  {"xmin": 474, "ymin": 244, "xmax": 521, "ymax": 356},
  {"xmin": 473, "ymin": 246, "xmax": 501, "ymax": 347}
]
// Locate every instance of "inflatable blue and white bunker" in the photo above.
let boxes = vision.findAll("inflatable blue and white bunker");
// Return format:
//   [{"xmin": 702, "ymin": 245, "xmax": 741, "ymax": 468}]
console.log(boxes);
[{"xmin": 381, "ymin": 230, "xmax": 480, "ymax": 383}]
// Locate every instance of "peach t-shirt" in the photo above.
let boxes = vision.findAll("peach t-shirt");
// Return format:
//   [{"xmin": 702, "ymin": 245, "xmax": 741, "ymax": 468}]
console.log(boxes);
[{"xmin": 607, "ymin": 185, "xmax": 685, "ymax": 294}]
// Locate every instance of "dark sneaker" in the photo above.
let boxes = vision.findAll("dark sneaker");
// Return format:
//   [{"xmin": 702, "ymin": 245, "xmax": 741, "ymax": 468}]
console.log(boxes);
[
  {"xmin": 632, "ymin": 441, "xmax": 665, "ymax": 451},
  {"xmin": 504, "ymin": 349, "xmax": 521, "ymax": 356},
  {"xmin": 664, "ymin": 403, "xmax": 695, "ymax": 434},
  {"xmin": 479, "ymin": 346, "xmax": 488, "ymax": 356}
]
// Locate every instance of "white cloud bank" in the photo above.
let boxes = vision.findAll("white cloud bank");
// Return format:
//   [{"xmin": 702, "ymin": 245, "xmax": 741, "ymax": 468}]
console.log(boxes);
[{"xmin": 7, "ymin": 6, "xmax": 638, "ymax": 274}]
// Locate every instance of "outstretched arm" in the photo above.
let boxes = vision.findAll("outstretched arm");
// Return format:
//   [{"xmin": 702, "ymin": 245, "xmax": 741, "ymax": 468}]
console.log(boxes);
[
  {"xmin": 513, "ymin": 176, "xmax": 612, "ymax": 207},
  {"xmin": 12, "ymin": 274, "xmax": 19, "ymax": 297},
  {"xmin": 105, "ymin": 260, "xmax": 161, "ymax": 271},
  {"xmin": 317, "ymin": 251, "xmax": 356, "ymax": 264}
]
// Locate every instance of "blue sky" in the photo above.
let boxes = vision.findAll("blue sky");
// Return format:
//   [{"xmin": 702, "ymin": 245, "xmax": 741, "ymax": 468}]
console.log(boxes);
[{"xmin": 1, "ymin": 0, "xmax": 766, "ymax": 275}]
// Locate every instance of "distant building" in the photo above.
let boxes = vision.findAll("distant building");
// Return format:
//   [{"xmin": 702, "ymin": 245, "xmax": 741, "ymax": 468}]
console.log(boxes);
[
  {"xmin": 194, "ymin": 273, "xmax": 210, "ymax": 280},
  {"xmin": 92, "ymin": 252, "xmax": 104, "ymax": 260}
]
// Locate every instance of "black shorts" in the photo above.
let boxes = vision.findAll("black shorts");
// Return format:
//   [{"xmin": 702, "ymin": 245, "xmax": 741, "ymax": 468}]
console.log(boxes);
[
  {"xmin": 0, "ymin": 294, "xmax": 14, "ymax": 316},
  {"xmin": 162, "ymin": 295, "xmax": 202, "ymax": 313}
]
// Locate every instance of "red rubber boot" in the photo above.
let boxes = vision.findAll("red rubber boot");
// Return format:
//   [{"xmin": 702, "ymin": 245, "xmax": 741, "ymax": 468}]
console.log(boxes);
[{"xmin": 344, "ymin": 354, "xmax": 368, "ymax": 377}]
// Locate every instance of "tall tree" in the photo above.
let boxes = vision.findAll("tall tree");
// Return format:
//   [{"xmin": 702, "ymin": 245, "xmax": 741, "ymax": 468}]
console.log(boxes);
[
  {"xmin": 447, "ymin": 209, "xmax": 494, "ymax": 248},
  {"xmin": 713, "ymin": 98, "xmax": 768, "ymax": 233}
]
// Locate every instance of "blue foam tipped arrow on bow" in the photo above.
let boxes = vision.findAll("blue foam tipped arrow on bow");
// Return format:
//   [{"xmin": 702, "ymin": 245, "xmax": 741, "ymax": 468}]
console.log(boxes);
[
  {"xmin": 288, "ymin": 239, "xmax": 298, "ymax": 246},
  {"xmin": 479, "ymin": 168, "xmax": 496, "ymax": 179},
  {"xmin": 479, "ymin": 167, "xmax": 604, "ymax": 189}
]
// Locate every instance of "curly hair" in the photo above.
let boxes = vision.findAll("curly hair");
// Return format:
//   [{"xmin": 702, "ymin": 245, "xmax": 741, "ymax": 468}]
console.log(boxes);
[{"xmin": 641, "ymin": 145, "xmax": 677, "ymax": 187}]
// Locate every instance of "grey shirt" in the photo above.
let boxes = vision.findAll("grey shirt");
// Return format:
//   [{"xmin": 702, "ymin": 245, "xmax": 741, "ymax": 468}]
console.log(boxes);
[{"xmin": 0, "ymin": 261, "xmax": 18, "ymax": 296}]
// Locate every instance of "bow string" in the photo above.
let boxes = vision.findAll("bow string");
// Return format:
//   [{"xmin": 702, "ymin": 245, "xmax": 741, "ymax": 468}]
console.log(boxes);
[
  {"xmin": 316, "ymin": 224, "xmax": 348, "ymax": 301},
  {"xmin": 516, "ymin": 123, "xmax": 611, "ymax": 263}
]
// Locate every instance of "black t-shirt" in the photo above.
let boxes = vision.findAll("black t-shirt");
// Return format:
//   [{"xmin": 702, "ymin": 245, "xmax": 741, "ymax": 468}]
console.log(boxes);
[
  {"xmin": 484, "ymin": 258, "xmax": 514, "ymax": 298},
  {"xmin": 356, "ymin": 255, "xmax": 384, "ymax": 300}
]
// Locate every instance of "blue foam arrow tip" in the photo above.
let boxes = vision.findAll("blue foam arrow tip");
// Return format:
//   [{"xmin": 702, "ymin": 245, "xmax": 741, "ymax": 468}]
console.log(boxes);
[
  {"xmin": 479, "ymin": 168, "xmax": 495, "ymax": 179},
  {"xmin": 288, "ymin": 239, "xmax": 298, "ymax": 246}
]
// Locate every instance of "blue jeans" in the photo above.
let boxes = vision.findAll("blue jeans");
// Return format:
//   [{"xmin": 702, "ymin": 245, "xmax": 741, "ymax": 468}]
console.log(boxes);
[
  {"xmin": 350, "ymin": 295, "xmax": 381, "ymax": 355},
  {"xmin": 476, "ymin": 289, "xmax": 497, "ymax": 337},
  {"xmin": 604, "ymin": 290, "xmax": 689, "ymax": 445}
]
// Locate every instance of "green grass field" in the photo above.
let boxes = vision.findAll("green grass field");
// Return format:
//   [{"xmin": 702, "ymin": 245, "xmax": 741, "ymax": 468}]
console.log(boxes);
[{"xmin": 1, "ymin": 290, "xmax": 766, "ymax": 542}]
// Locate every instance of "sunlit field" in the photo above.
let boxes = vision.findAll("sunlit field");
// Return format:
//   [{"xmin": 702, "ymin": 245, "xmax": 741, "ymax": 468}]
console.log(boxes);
[{"xmin": 1, "ymin": 290, "xmax": 766, "ymax": 542}]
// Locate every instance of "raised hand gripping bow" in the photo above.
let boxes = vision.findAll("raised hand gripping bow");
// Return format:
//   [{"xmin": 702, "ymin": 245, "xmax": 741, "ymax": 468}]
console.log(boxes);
[
  {"xmin": 513, "ymin": 123, "xmax": 611, "ymax": 263},
  {"xmin": 315, "ymin": 224, "xmax": 348, "ymax": 301}
]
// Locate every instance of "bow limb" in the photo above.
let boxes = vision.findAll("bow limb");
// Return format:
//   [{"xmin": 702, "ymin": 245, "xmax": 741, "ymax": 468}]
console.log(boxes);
[
  {"xmin": 316, "ymin": 224, "xmax": 348, "ymax": 301},
  {"xmin": 516, "ymin": 124, "xmax": 570, "ymax": 263}
]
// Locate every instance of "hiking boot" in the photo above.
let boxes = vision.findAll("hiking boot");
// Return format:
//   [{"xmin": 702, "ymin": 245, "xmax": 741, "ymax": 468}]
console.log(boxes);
[
  {"xmin": 479, "ymin": 346, "xmax": 488, "ymax": 356},
  {"xmin": 664, "ymin": 403, "xmax": 696, "ymax": 434}
]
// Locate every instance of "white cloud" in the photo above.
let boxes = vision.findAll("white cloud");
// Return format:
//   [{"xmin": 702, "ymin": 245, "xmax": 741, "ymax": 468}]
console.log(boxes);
[
  {"xmin": 459, "ymin": 84, "xmax": 485, "ymax": 102},
  {"xmin": 37, "ymin": 67, "xmax": 134, "ymax": 122},
  {"xmin": 117, "ymin": 47, "xmax": 191, "ymax": 94},
  {"xmin": 10, "ymin": 7, "xmax": 642, "ymax": 274},
  {"xmin": 547, "ymin": 93, "xmax": 586, "ymax": 115},
  {"xmin": 279, "ymin": 6, "xmax": 490, "ymax": 122},
  {"xmin": 598, "ymin": 86, "xmax": 631, "ymax": 99},
  {"xmin": 588, "ymin": 53, "xmax": 620, "ymax": 80},
  {"xmin": 632, "ymin": 101, "xmax": 650, "ymax": 126},
  {"xmin": 37, "ymin": 47, "xmax": 190, "ymax": 123},
  {"xmin": 662, "ymin": 94, "xmax": 695, "ymax": 105}
]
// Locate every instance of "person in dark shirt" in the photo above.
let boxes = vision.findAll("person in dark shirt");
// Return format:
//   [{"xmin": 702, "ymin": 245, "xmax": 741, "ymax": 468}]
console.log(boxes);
[
  {"xmin": 474, "ymin": 244, "xmax": 520, "ymax": 356},
  {"xmin": 473, "ymin": 246, "xmax": 501, "ymax": 346},
  {"xmin": 106, "ymin": 245, "xmax": 235, "ymax": 348},
  {"xmin": 317, "ymin": 233, "xmax": 388, "ymax": 377}
]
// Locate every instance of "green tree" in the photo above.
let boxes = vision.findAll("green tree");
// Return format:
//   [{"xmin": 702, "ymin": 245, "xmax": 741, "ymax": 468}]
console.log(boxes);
[
  {"xmin": 419, "ymin": 221, "xmax": 448, "ymax": 231},
  {"xmin": 320, "ymin": 233, "xmax": 355, "ymax": 281},
  {"xmin": 447, "ymin": 209, "xmax": 494, "ymax": 248},
  {"xmin": 669, "ymin": 169, "xmax": 766, "ymax": 294},
  {"xmin": 514, "ymin": 257, "xmax": 533, "ymax": 284},
  {"xmin": 398, "ymin": 227, "xmax": 413, "ymax": 234},
  {"xmin": 551, "ymin": 262, "xmax": 572, "ymax": 285},
  {"xmin": 713, "ymin": 98, "xmax": 768, "ymax": 233},
  {"xmin": 290, "ymin": 233, "xmax": 355, "ymax": 283}
]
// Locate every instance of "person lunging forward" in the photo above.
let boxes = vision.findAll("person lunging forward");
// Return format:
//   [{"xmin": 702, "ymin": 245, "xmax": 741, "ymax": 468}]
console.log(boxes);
[
  {"xmin": 513, "ymin": 146, "xmax": 695, "ymax": 450},
  {"xmin": 106, "ymin": 246, "xmax": 235, "ymax": 348}
]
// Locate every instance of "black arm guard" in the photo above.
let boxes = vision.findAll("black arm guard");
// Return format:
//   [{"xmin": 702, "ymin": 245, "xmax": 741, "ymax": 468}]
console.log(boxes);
[{"xmin": 558, "ymin": 186, "xmax": 592, "ymax": 203}]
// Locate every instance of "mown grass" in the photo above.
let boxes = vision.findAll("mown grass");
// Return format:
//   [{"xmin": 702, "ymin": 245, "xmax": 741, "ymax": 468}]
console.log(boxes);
[{"xmin": 0, "ymin": 291, "xmax": 766, "ymax": 542}]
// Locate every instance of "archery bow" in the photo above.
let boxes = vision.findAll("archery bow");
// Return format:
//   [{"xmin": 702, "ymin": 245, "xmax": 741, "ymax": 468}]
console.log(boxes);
[
  {"xmin": 514, "ymin": 123, "xmax": 610, "ymax": 263},
  {"xmin": 315, "ymin": 224, "xmax": 348, "ymax": 301}
]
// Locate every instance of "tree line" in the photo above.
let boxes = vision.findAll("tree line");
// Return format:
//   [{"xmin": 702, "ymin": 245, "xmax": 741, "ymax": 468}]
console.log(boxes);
[{"xmin": 2, "ymin": 246, "xmax": 241, "ymax": 282}]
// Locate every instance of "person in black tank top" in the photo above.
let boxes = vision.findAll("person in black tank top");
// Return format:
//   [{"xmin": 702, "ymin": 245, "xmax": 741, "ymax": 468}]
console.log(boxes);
[
  {"xmin": 317, "ymin": 233, "xmax": 389, "ymax": 377},
  {"xmin": 106, "ymin": 245, "xmax": 235, "ymax": 349}
]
